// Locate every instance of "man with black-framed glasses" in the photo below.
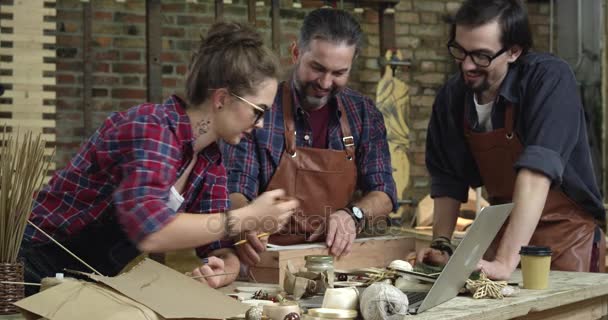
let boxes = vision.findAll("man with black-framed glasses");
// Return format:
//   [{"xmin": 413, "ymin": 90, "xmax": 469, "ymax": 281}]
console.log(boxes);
[{"xmin": 417, "ymin": 0, "xmax": 605, "ymax": 280}]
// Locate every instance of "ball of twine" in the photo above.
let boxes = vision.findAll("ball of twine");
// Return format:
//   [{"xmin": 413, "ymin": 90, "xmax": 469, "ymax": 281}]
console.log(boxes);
[{"xmin": 359, "ymin": 283, "xmax": 409, "ymax": 320}]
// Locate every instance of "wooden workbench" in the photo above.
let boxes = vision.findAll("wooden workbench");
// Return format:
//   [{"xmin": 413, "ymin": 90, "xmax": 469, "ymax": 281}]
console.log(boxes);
[{"xmin": 403, "ymin": 270, "xmax": 608, "ymax": 320}]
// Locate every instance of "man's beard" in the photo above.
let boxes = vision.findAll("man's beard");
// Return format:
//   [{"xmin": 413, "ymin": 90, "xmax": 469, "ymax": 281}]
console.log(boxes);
[
  {"xmin": 461, "ymin": 68, "xmax": 490, "ymax": 94},
  {"xmin": 293, "ymin": 75, "xmax": 340, "ymax": 110}
]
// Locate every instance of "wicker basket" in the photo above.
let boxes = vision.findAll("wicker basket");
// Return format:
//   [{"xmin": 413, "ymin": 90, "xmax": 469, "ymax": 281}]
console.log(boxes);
[{"xmin": 0, "ymin": 262, "xmax": 24, "ymax": 315}]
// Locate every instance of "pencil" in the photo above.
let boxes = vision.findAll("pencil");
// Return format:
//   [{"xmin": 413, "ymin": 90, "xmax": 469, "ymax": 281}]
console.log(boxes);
[
  {"xmin": 191, "ymin": 272, "xmax": 237, "ymax": 279},
  {"xmin": 233, "ymin": 232, "xmax": 271, "ymax": 246}
]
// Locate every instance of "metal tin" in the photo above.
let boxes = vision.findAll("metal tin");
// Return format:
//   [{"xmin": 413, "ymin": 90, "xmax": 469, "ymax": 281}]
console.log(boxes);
[{"xmin": 307, "ymin": 308, "xmax": 358, "ymax": 319}]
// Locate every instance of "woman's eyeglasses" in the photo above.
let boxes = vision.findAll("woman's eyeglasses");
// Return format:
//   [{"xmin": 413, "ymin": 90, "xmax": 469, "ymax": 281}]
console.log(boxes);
[{"xmin": 230, "ymin": 92, "xmax": 267, "ymax": 124}]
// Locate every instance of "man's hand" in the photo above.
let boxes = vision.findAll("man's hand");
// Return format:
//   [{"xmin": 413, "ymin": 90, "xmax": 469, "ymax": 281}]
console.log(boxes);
[
  {"xmin": 476, "ymin": 258, "xmax": 515, "ymax": 281},
  {"xmin": 308, "ymin": 210, "xmax": 356, "ymax": 258},
  {"xmin": 191, "ymin": 256, "xmax": 227, "ymax": 288},
  {"xmin": 415, "ymin": 247, "xmax": 450, "ymax": 267},
  {"xmin": 235, "ymin": 231, "xmax": 268, "ymax": 266}
]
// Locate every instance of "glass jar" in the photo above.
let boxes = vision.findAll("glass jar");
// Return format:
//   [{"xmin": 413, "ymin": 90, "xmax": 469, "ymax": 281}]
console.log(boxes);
[{"xmin": 305, "ymin": 255, "xmax": 334, "ymax": 273}]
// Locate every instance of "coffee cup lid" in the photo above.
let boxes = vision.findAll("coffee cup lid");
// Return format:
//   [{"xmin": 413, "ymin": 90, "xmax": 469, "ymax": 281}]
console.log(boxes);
[{"xmin": 519, "ymin": 245, "xmax": 552, "ymax": 256}]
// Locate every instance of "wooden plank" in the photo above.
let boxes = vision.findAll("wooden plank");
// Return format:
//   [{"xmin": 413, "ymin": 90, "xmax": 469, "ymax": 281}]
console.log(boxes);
[
  {"xmin": 250, "ymin": 236, "xmax": 415, "ymax": 284},
  {"xmin": 1, "ymin": 63, "xmax": 56, "ymax": 72},
  {"xmin": 1, "ymin": 20, "xmax": 56, "ymax": 31},
  {"xmin": 247, "ymin": 0, "xmax": 256, "ymax": 24},
  {"xmin": 215, "ymin": 0, "xmax": 224, "ymax": 20},
  {"xmin": 603, "ymin": 0, "xmax": 608, "ymax": 196},
  {"xmin": 1, "ymin": 34, "xmax": 56, "ymax": 44},
  {"xmin": 146, "ymin": 0, "xmax": 163, "ymax": 104},
  {"xmin": 1, "ymin": 0, "xmax": 57, "ymax": 174},
  {"xmin": 1, "ymin": 77, "xmax": 55, "ymax": 86},
  {"xmin": 0, "ymin": 119, "xmax": 55, "ymax": 127},
  {"xmin": 379, "ymin": 4, "xmax": 396, "ymax": 54},
  {"xmin": 0, "ymin": 48, "xmax": 54, "ymax": 56},
  {"xmin": 145, "ymin": 0, "xmax": 165, "ymax": 265},
  {"xmin": 82, "ymin": 1, "xmax": 93, "ymax": 137},
  {"xmin": 0, "ymin": 106, "xmax": 57, "ymax": 113},
  {"xmin": 271, "ymin": 0, "xmax": 280, "ymax": 52},
  {"xmin": 2, "ymin": 91, "xmax": 55, "ymax": 100},
  {"xmin": 512, "ymin": 295, "xmax": 608, "ymax": 320},
  {"xmin": 0, "ymin": 5, "xmax": 56, "ymax": 16}
]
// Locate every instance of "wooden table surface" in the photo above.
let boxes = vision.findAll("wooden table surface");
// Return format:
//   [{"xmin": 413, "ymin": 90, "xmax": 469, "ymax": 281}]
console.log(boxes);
[{"xmin": 403, "ymin": 270, "xmax": 608, "ymax": 320}]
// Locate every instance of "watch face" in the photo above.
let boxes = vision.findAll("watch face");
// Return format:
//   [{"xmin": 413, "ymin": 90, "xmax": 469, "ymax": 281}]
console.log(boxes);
[{"xmin": 352, "ymin": 206, "xmax": 363, "ymax": 219}]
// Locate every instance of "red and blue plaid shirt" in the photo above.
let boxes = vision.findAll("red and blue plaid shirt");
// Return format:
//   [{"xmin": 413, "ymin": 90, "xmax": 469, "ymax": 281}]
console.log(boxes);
[
  {"xmin": 221, "ymin": 81, "xmax": 398, "ymax": 210},
  {"xmin": 26, "ymin": 95, "xmax": 231, "ymax": 256}
]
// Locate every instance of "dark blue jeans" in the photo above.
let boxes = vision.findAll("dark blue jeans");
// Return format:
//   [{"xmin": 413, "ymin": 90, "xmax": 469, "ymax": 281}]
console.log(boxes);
[{"xmin": 19, "ymin": 215, "xmax": 140, "ymax": 296}]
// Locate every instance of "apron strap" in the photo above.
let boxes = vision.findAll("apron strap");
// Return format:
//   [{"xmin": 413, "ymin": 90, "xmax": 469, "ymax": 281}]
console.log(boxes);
[
  {"xmin": 282, "ymin": 83, "xmax": 297, "ymax": 157},
  {"xmin": 281, "ymin": 82, "xmax": 355, "ymax": 159}
]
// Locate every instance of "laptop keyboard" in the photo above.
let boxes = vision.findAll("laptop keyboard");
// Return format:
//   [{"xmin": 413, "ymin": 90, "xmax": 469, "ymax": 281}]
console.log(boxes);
[{"xmin": 406, "ymin": 291, "xmax": 428, "ymax": 304}]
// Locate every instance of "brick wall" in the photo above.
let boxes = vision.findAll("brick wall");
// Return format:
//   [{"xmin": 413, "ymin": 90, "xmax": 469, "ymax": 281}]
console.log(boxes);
[{"xmin": 52, "ymin": 0, "xmax": 550, "ymax": 206}]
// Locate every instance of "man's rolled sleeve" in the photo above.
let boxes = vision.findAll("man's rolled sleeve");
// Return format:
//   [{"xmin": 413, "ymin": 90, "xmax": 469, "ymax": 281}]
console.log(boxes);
[
  {"xmin": 430, "ymin": 174, "xmax": 470, "ymax": 203},
  {"xmin": 358, "ymin": 104, "xmax": 398, "ymax": 211},
  {"xmin": 514, "ymin": 145, "xmax": 564, "ymax": 184}
]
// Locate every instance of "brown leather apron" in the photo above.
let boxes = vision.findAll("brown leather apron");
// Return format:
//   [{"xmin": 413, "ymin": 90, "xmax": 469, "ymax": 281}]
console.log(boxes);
[
  {"xmin": 464, "ymin": 101, "xmax": 605, "ymax": 272},
  {"xmin": 267, "ymin": 84, "xmax": 358, "ymax": 245}
]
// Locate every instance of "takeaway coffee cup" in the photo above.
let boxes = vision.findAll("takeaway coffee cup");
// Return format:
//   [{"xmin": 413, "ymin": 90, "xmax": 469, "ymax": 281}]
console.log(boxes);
[{"xmin": 519, "ymin": 246, "xmax": 552, "ymax": 289}]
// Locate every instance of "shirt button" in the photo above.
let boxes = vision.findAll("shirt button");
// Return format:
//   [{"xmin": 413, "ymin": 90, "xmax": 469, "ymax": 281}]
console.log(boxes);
[{"xmin": 304, "ymin": 135, "xmax": 310, "ymax": 141}]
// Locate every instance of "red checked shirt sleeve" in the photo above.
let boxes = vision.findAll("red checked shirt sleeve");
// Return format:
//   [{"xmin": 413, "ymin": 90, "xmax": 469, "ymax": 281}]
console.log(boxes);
[{"xmin": 99, "ymin": 114, "xmax": 183, "ymax": 244}]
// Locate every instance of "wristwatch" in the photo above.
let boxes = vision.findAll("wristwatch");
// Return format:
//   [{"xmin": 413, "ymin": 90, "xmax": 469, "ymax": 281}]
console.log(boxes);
[
  {"xmin": 342, "ymin": 204, "xmax": 365, "ymax": 233},
  {"xmin": 430, "ymin": 236, "xmax": 455, "ymax": 256}
]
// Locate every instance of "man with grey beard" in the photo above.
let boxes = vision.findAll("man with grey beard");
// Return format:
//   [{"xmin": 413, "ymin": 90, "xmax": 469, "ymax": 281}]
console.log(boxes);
[
  {"xmin": 418, "ymin": 0, "xmax": 605, "ymax": 280},
  {"xmin": 221, "ymin": 8, "xmax": 397, "ymax": 266}
]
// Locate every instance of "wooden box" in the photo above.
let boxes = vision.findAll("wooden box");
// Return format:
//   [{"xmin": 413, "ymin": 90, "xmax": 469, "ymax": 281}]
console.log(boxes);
[{"xmin": 250, "ymin": 235, "xmax": 415, "ymax": 284}]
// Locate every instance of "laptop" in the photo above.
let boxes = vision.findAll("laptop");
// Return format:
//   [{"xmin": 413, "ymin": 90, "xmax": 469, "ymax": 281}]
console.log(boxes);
[{"xmin": 406, "ymin": 203, "xmax": 514, "ymax": 314}]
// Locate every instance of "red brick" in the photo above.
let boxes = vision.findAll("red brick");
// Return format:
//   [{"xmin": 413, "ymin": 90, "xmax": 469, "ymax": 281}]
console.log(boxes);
[
  {"xmin": 112, "ymin": 89, "xmax": 147, "ymax": 100},
  {"xmin": 93, "ymin": 75, "xmax": 120, "ymax": 86},
  {"xmin": 57, "ymin": 35, "xmax": 82, "ymax": 47},
  {"xmin": 56, "ymin": 61, "xmax": 83, "ymax": 72},
  {"xmin": 163, "ymin": 27, "xmax": 186, "ymax": 38},
  {"xmin": 56, "ymin": 86, "xmax": 81, "ymax": 98},
  {"xmin": 115, "ymin": 12, "xmax": 145, "ymax": 24},
  {"xmin": 92, "ymin": 88, "xmax": 108, "ymax": 97},
  {"xmin": 113, "ymin": 63, "xmax": 146, "ymax": 74},
  {"xmin": 162, "ymin": 78, "xmax": 177, "ymax": 87},
  {"xmin": 95, "ymin": 63, "xmax": 110, "ymax": 73},
  {"xmin": 95, "ymin": 50, "xmax": 119, "ymax": 61},
  {"xmin": 161, "ymin": 52, "xmax": 183, "ymax": 63},
  {"xmin": 94, "ymin": 37, "xmax": 113, "ymax": 47},
  {"xmin": 94, "ymin": 11, "xmax": 113, "ymax": 21},
  {"xmin": 56, "ymin": 10, "xmax": 81, "ymax": 21},
  {"xmin": 120, "ymin": 100, "xmax": 142, "ymax": 109},
  {"xmin": 63, "ymin": 22, "xmax": 80, "ymax": 33},
  {"xmin": 122, "ymin": 51, "xmax": 141, "ymax": 61},
  {"xmin": 57, "ymin": 74, "xmax": 76, "ymax": 84},
  {"xmin": 176, "ymin": 65, "xmax": 187, "ymax": 74},
  {"xmin": 161, "ymin": 3, "xmax": 186, "ymax": 12}
]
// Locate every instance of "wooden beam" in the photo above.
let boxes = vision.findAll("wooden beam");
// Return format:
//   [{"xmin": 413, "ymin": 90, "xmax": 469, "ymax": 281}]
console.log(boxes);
[
  {"xmin": 379, "ymin": 4, "xmax": 395, "ymax": 54},
  {"xmin": 603, "ymin": 0, "xmax": 608, "ymax": 197},
  {"xmin": 82, "ymin": 1, "xmax": 93, "ymax": 137},
  {"xmin": 146, "ymin": 0, "xmax": 162, "ymax": 104},
  {"xmin": 215, "ymin": 0, "xmax": 224, "ymax": 21},
  {"xmin": 247, "ymin": 0, "xmax": 256, "ymax": 25},
  {"xmin": 145, "ymin": 0, "xmax": 165, "ymax": 265},
  {"xmin": 271, "ymin": 0, "xmax": 280, "ymax": 53}
]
